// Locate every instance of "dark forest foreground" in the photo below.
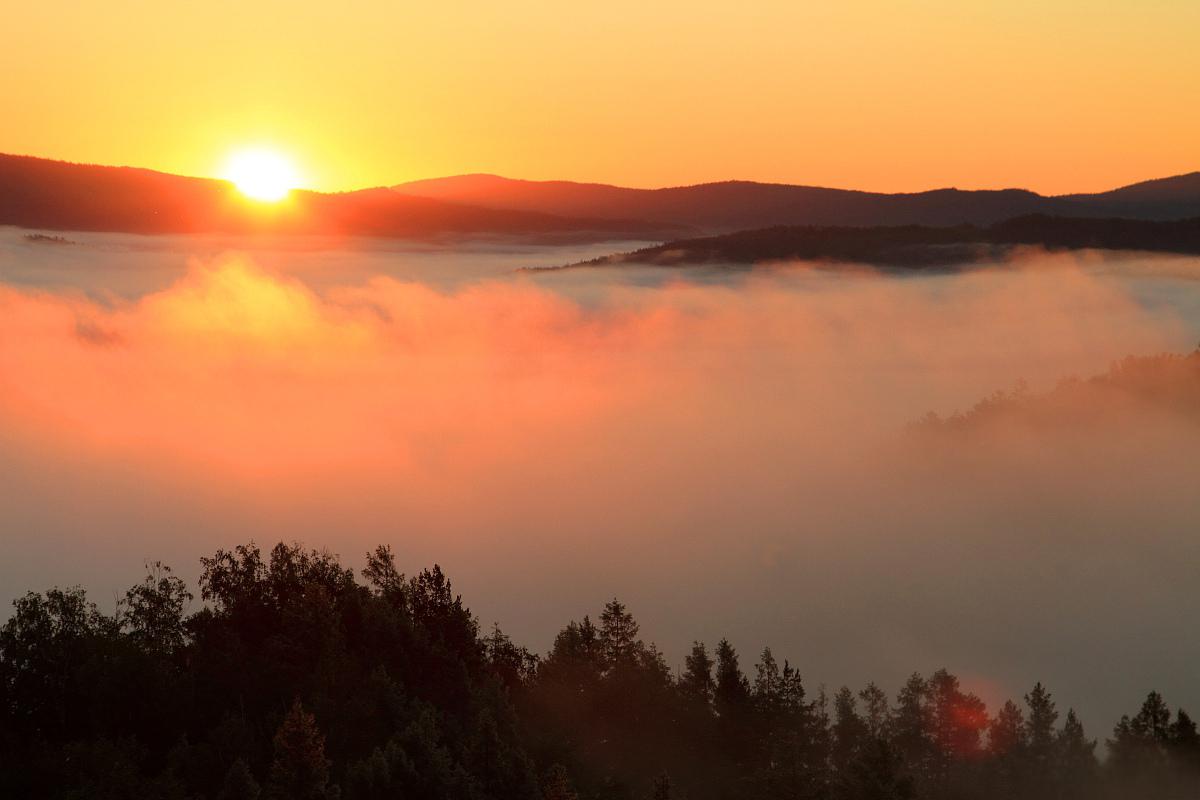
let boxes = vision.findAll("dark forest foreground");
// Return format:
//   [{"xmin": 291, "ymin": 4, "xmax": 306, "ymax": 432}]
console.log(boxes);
[{"xmin": 2, "ymin": 541, "xmax": 1198, "ymax": 800}]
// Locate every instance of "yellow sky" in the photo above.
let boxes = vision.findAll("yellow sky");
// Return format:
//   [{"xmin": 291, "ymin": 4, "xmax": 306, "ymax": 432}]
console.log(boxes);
[{"xmin": 2, "ymin": 1, "xmax": 1197, "ymax": 194}]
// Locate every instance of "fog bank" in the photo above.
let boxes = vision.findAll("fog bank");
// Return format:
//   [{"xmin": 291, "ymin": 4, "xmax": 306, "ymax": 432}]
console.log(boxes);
[{"xmin": 2, "ymin": 241, "xmax": 1199, "ymax": 734}]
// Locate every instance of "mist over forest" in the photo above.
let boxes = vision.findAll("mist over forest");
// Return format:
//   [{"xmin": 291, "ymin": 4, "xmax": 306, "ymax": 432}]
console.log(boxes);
[
  {"xmin": 4, "ymin": 538, "xmax": 1200, "ymax": 799},
  {"xmin": 5, "ymin": 0, "xmax": 1200, "ymax": 796},
  {"xmin": 3, "ymin": 232, "xmax": 1200, "ymax": 752}
]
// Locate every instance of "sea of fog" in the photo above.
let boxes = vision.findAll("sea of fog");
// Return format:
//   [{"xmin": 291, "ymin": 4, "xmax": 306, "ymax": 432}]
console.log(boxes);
[{"xmin": 3, "ymin": 226, "xmax": 1200, "ymax": 738}]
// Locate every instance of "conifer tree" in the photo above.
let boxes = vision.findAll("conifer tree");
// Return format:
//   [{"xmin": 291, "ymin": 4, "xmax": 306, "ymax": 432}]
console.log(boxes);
[
  {"xmin": 681, "ymin": 641, "xmax": 716, "ymax": 706},
  {"xmin": 1055, "ymin": 709, "xmax": 1097, "ymax": 798},
  {"xmin": 1169, "ymin": 709, "xmax": 1200, "ymax": 773},
  {"xmin": 599, "ymin": 599, "xmax": 640, "ymax": 668},
  {"xmin": 267, "ymin": 700, "xmax": 336, "ymax": 800},
  {"xmin": 832, "ymin": 686, "xmax": 868, "ymax": 774},
  {"xmin": 714, "ymin": 638, "xmax": 751, "ymax": 714},
  {"xmin": 753, "ymin": 647, "xmax": 782, "ymax": 715},
  {"xmin": 1024, "ymin": 682, "xmax": 1058, "ymax": 781}
]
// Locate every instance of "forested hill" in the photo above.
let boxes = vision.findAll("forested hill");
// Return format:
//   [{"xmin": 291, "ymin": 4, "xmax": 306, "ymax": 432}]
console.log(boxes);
[
  {"xmin": 543, "ymin": 215, "xmax": 1200, "ymax": 270},
  {"xmin": 2, "ymin": 540, "xmax": 1199, "ymax": 800},
  {"xmin": 7, "ymin": 153, "xmax": 1200, "ymax": 243},
  {"xmin": 394, "ymin": 171, "xmax": 1200, "ymax": 233},
  {"xmin": 0, "ymin": 153, "xmax": 667, "ymax": 241},
  {"xmin": 914, "ymin": 350, "xmax": 1200, "ymax": 433}
]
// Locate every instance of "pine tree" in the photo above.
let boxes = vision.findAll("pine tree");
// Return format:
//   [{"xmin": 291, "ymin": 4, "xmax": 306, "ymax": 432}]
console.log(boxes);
[
  {"xmin": 1108, "ymin": 692, "xmax": 1174, "ymax": 791},
  {"xmin": 681, "ymin": 641, "xmax": 716, "ymax": 706},
  {"xmin": 986, "ymin": 700, "xmax": 1026, "ymax": 798},
  {"xmin": 1130, "ymin": 691, "xmax": 1171, "ymax": 745},
  {"xmin": 714, "ymin": 638, "xmax": 751, "ymax": 714},
  {"xmin": 921, "ymin": 670, "xmax": 986, "ymax": 800},
  {"xmin": 891, "ymin": 673, "xmax": 933, "ymax": 788},
  {"xmin": 1169, "ymin": 709, "xmax": 1200, "ymax": 773},
  {"xmin": 832, "ymin": 686, "xmax": 868, "ymax": 774},
  {"xmin": 713, "ymin": 637, "xmax": 753, "ymax": 768},
  {"xmin": 780, "ymin": 660, "xmax": 806, "ymax": 713},
  {"xmin": 599, "ymin": 599, "xmax": 640, "ymax": 668},
  {"xmin": 486, "ymin": 623, "xmax": 538, "ymax": 690},
  {"xmin": 844, "ymin": 737, "xmax": 914, "ymax": 800},
  {"xmin": 267, "ymin": 700, "xmax": 336, "ymax": 800},
  {"xmin": 1024, "ymin": 682, "xmax": 1058, "ymax": 780},
  {"xmin": 541, "ymin": 616, "xmax": 603, "ymax": 687},
  {"xmin": 988, "ymin": 700, "xmax": 1026, "ymax": 757},
  {"xmin": 1055, "ymin": 708, "xmax": 1098, "ymax": 799},
  {"xmin": 858, "ymin": 683, "xmax": 890, "ymax": 739},
  {"xmin": 929, "ymin": 669, "xmax": 987, "ymax": 759},
  {"xmin": 753, "ymin": 647, "xmax": 782, "ymax": 716}
]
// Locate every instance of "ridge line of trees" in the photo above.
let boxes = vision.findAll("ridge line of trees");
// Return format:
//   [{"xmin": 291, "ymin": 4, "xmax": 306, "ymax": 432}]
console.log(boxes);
[{"xmin": 2, "ymin": 541, "xmax": 1198, "ymax": 799}]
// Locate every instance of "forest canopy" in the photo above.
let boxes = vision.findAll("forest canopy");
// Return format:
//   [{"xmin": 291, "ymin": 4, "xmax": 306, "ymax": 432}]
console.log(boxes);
[{"xmin": 2, "ymin": 542, "xmax": 1199, "ymax": 799}]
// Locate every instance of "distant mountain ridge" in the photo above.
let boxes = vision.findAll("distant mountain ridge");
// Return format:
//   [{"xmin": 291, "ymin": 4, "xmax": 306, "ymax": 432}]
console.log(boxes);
[
  {"xmin": 0, "ymin": 154, "xmax": 669, "ymax": 240},
  {"xmin": 394, "ymin": 172, "xmax": 1200, "ymax": 232},
  {"xmin": 1058, "ymin": 172, "xmax": 1200, "ymax": 218},
  {"xmin": 4, "ymin": 152, "xmax": 1199, "ymax": 241}
]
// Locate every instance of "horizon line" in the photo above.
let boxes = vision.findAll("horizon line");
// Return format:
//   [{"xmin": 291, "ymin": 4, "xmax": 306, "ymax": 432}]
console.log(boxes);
[{"xmin": 3, "ymin": 149, "xmax": 1198, "ymax": 200}]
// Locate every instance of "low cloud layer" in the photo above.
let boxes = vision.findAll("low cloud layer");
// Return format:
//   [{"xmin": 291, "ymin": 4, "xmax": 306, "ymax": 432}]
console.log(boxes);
[{"xmin": 2, "ymin": 245, "xmax": 1199, "ymax": 735}]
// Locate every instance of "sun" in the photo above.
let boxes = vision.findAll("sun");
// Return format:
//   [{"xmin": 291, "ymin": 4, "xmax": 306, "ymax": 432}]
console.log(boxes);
[{"xmin": 222, "ymin": 148, "xmax": 301, "ymax": 202}]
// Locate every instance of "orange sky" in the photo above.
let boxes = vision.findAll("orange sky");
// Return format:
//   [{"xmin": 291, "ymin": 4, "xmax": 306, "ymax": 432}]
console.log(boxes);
[{"xmin": 2, "ymin": 1, "xmax": 1197, "ymax": 194}]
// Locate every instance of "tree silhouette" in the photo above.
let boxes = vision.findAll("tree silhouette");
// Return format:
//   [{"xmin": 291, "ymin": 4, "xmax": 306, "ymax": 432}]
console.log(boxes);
[
  {"xmin": 599, "ymin": 598, "xmax": 640, "ymax": 668},
  {"xmin": 1055, "ymin": 708, "xmax": 1097, "ymax": 797},
  {"xmin": 986, "ymin": 700, "xmax": 1025, "ymax": 798},
  {"xmin": 681, "ymin": 641, "xmax": 716, "ymax": 706},
  {"xmin": 858, "ymin": 683, "xmax": 891, "ymax": 739},
  {"xmin": 891, "ymin": 673, "xmax": 933, "ymax": 788},
  {"xmin": 713, "ymin": 638, "xmax": 750, "ymax": 715},
  {"xmin": 268, "ymin": 700, "xmax": 336, "ymax": 800},
  {"xmin": 1024, "ymin": 682, "xmax": 1058, "ymax": 786},
  {"xmin": 1169, "ymin": 710, "xmax": 1200, "ymax": 774},
  {"xmin": 844, "ymin": 737, "xmax": 915, "ymax": 800},
  {"xmin": 119, "ymin": 561, "xmax": 192, "ymax": 653},
  {"xmin": 833, "ymin": 686, "xmax": 869, "ymax": 775},
  {"xmin": 2, "ymin": 540, "xmax": 1199, "ymax": 800}
]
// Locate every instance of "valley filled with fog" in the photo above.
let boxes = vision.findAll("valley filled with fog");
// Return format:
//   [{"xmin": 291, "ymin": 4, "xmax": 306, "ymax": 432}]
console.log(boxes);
[{"xmin": 2, "ymin": 227, "xmax": 1200, "ymax": 736}]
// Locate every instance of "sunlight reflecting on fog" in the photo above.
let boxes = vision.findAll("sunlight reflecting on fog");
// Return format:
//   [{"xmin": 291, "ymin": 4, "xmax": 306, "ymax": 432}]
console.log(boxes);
[{"xmin": 2, "ymin": 236, "xmax": 1200, "ymax": 736}]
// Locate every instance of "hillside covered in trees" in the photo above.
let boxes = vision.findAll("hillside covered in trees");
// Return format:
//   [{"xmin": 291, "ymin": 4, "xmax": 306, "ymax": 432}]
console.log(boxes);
[
  {"xmin": 2, "ymin": 542, "xmax": 1198, "ymax": 800},
  {"xmin": 914, "ymin": 349, "xmax": 1200, "ymax": 433},
  {"xmin": 546, "ymin": 215, "xmax": 1200, "ymax": 270},
  {"xmin": 394, "ymin": 171, "xmax": 1200, "ymax": 232},
  {"xmin": 0, "ymin": 154, "xmax": 665, "ymax": 241}
]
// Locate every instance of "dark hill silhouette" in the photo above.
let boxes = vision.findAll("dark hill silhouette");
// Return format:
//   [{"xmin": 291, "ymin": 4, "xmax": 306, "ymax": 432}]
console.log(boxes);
[
  {"xmin": 541, "ymin": 215, "xmax": 1200, "ymax": 270},
  {"xmin": 394, "ymin": 172, "xmax": 1200, "ymax": 233},
  {"xmin": 1060, "ymin": 172, "xmax": 1200, "ymax": 219},
  {"xmin": 8, "ymin": 153, "xmax": 1199, "ymax": 241},
  {"xmin": 0, "ymin": 153, "xmax": 668, "ymax": 240}
]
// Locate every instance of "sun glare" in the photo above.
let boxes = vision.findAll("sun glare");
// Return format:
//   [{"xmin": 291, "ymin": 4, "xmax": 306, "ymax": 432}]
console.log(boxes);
[{"xmin": 222, "ymin": 148, "xmax": 300, "ymax": 202}]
